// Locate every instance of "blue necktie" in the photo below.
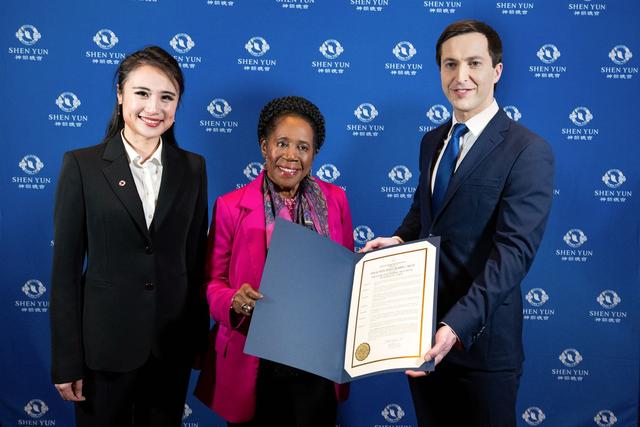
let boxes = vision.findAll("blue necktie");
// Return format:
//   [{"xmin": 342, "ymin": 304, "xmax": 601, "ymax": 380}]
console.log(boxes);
[{"xmin": 431, "ymin": 123, "xmax": 468, "ymax": 215}]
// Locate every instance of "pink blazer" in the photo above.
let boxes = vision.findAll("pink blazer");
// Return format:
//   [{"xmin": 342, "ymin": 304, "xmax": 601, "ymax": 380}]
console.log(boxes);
[{"xmin": 194, "ymin": 172, "xmax": 354, "ymax": 423}]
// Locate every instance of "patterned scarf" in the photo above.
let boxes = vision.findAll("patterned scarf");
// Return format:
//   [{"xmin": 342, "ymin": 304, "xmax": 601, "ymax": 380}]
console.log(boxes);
[{"xmin": 263, "ymin": 173, "xmax": 330, "ymax": 248}]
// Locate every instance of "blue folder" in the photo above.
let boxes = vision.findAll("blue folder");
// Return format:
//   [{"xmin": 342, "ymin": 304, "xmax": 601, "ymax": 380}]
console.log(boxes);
[{"xmin": 244, "ymin": 217, "xmax": 438, "ymax": 383}]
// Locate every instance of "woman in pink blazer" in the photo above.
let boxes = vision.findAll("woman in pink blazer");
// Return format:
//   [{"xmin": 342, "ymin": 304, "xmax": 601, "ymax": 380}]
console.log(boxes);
[{"xmin": 195, "ymin": 96, "xmax": 354, "ymax": 426}]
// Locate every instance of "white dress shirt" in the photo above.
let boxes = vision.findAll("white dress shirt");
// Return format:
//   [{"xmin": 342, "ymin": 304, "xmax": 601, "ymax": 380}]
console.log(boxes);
[
  {"xmin": 430, "ymin": 100, "xmax": 500, "ymax": 193},
  {"xmin": 122, "ymin": 132, "xmax": 163, "ymax": 228}
]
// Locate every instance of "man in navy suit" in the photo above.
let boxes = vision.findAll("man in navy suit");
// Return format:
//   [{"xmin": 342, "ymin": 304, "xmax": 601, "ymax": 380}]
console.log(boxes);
[{"xmin": 363, "ymin": 20, "xmax": 554, "ymax": 427}]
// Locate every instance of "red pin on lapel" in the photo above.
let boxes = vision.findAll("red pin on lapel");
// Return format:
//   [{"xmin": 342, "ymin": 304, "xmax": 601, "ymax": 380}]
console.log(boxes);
[{"xmin": 118, "ymin": 180, "xmax": 126, "ymax": 187}]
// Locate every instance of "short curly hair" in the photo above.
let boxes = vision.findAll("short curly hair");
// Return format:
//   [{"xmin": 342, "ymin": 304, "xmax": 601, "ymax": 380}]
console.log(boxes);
[{"xmin": 257, "ymin": 96, "xmax": 326, "ymax": 152}]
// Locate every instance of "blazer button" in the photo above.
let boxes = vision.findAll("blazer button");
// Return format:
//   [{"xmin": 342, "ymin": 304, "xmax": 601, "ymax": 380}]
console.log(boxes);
[
  {"xmin": 145, "ymin": 245, "xmax": 154, "ymax": 254},
  {"xmin": 144, "ymin": 282, "xmax": 154, "ymax": 291}
]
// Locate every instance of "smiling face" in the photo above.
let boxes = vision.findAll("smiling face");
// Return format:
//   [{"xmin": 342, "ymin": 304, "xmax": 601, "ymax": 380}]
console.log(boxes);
[
  {"xmin": 440, "ymin": 32, "xmax": 503, "ymax": 122},
  {"xmin": 117, "ymin": 64, "xmax": 179, "ymax": 146},
  {"xmin": 261, "ymin": 114, "xmax": 315, "ymax": 198}
]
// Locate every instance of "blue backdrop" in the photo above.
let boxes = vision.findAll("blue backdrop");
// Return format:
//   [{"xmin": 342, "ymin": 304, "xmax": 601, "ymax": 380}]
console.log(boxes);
[{"xmin": 1, "ymin": 1, "xmax": 638, "ymax": 426}]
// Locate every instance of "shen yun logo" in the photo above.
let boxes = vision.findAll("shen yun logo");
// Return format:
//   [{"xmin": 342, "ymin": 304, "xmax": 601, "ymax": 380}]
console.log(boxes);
[
  {"xmin": 594, "ymin": 410, "xmax": 618, "ymax": 427},
  {"xmin": 207, "ymin": 98, "xmax": 232, "ymax": 119},
  {"xmin": 602, "ymin": 169, "xmax": 626, "ymax": 189},
  {"xmin": 24, "ymin": 399, "xmax": 49, "ymax": 418},
  {"xmin": 388, "ymin": 165, "xmax": 412, "ymax": 185},
  {"xmin": 382, "ymin": 166, "xmax": 416, "ymax": 200},
  {"xmin": 537, "ymin": 44, "xmax": 561, "ymax": 64},
  {"xmin": 353, "ymin": 225, "xmax": 375, "ymax": 246},
  {"xmin": 563, "ymin": 228, "xmax": 587, "ymax": 248},
  {"xmin": 351, "ymin": 0, "xmax": 389, "ymax": 13},
  {"xmin": 245, "ymin": 36, "xmax": 270, "ymax": 57},
  {"xmin": 553, "ymin": 348, "xmax": 589, "ymax": 382},
  {"xmin": 16, "ymin": 24, "xmax": 42, "ymax": 46},
  {"xmin": 19, "ymin": 155, "xmax": 44, "ymax": 175},
  {"xmin": 596, "ymin": 169, "xmax": 631, "ymax": 204},
  {"xmin": 202, "ymin": 98, "xmax": 237, "ymax": 134},
  {"xmin": 11, "ymin": 24, "xmax": 48, "ymax": 62},
  {"xmin": 597, "ymin": 290, "xmax": 621, "ymax": 309},
  {"xmin": 381, "ymin": 403, "xmax": 405, "ymax": 423},
  {"xmin": 559, "ymin": 348, "xmax": 583, "ymax": 367},
  {"xmin": 392, "ymin": 41, "xmax": 417, "ymax": 61},
  {"xmin": 522, "ymin": 406, "xmax": 546, "ymax": 426},
  {"xmin": 319, "ymin": 39, "xmax": 344, "ymax": 59},
  {"xmin": 609, "ymin": 45, "xmax": 633, "ymax": 65},
  {"xmin": 239, "ymin": 36, "xmax": 276, "ymax": 72},
  {"xmin": 16, "ymin": 279, "xmax": 49, "ymax": 313},
  {"xmin": 14, "ymin": 154, "xmax": 51, "ymax": 190},
  {"xmin": 523, "ymin": 288, "xmax": 553, "ymax": 321},
  {"xmin": 530, "ymin": 44, "xmax": 566, "ymax": 79},
  {"xmin": 314, "ymin": 39, "xmax": 350, "ymax": 74},
  {"xmin": 354, "ymin": 103, "xmax": 378, "ymax": 123},
  {"xmin": 423, "ymin": 1, "xmax": 464, "ymax": 14},
  {"xmin": 525, "ymin": 288, "xmax": 549, "ymax": 307},
  {"xmin": 243, "ymin": 162, "xmax": 263, "ymax": 181},
  {"xmin": 569, "ymin": 106, "xmax": 593, "ymax": 127},
  {"xmin": 349, "ymin": 103, "xmax": 384, "ymax": 137},
  {"xmin": 556, "ymin": 228, "xmax": 591, "ymax": 263},
  {"xmin": 591, "ymin": 290, "xmax": 626, "ymax": 324},
  {"xmin": 56, "ymin": 92, "xmax": 81, "ymax": 113},
  {"xmin": 503, "ymin": 105, "xmax": 522, "ymax": 122},
  {"xmin": 496, "ymin": 1, "xmax": 535, "ymax": 15},
  {"xmin": 51, "ymin": 92, "xmax": 88, "ymax": 128},
  {"xmin": 420, "ymin": 104, "xmax": 451, "ymax": 133},
  {"xmin": 93, "ymin": 29, "xmax": 119, "ymax": 49},
  {"xmin": 316, "ymin": 164, "xmax": 341, "ymax": 183},
  {"xmin": 275, "ymin": 0, "xmax": 315, "ymax": 10},
  {"xmin": 170, "ymin": 33, "xmax": 195, "ymax": 54},
  {"xmin": 183, "ymin": 403, "xmax": 192, "ymax": 420},
  {"xmin": 22, "ymin": 280, "xmax": 46, "ymax": 299},
  {"xmin": 427, "ymin": 104, "xmax": 450, "ymax": 125},
  {"xmin": 169, "ymin": 33, "xmax": 202, "ymax": 69},
  {"xmin": 386, "ymin": 41, "xmax": 423, "ymax": 77},
  {"xmin": 563, "ymin": 106, "xmax": 598, "ymax": 141},
  {"xmin": 568, "ymin": 0, "xmax": 606, "ymax": 16},
  {"xmin": 602, "ymin": 45, "xmax": 637, "ymax": 80},
  {"xmin": 86, "ymin": 29, "xmax": 125, "ymax": 65}
]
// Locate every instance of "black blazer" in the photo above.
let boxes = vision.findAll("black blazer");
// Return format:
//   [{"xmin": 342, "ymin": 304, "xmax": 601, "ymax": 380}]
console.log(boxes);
[
  {"xmin": 50, "ymin": 134, "xmax": 209, "ymax": 384},
  {"xmin": 396, "ymin": 109, "xmax": 554, "ymax": 370}
]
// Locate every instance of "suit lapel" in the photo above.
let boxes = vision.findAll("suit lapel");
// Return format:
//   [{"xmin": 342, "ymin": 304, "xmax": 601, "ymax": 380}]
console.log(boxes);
[
  {"xmin": 152, "ymin": 143, "xmax": 186, "ymax": 231},
  {"xmin": 238, "ymin": 173, "xmax": 267, "ymax": 284},
  {"xmin": 433, "ymin": 110, "xmax": 510, "ymax": 223},
  {"xmin": 102, "ymin": 134, "xmax": 150, "ymax": 239}
]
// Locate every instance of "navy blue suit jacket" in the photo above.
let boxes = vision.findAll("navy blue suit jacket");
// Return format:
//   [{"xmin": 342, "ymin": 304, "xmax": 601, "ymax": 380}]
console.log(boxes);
[{"xmin": 395, "ymin": 109, "xmax": 554, "ymax": 371}]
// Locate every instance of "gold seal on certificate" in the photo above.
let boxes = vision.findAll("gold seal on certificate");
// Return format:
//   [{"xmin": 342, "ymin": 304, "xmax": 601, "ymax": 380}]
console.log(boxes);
[{"xmin": 355, "ymin": 343, "xmax": 370, "ymax": 361}]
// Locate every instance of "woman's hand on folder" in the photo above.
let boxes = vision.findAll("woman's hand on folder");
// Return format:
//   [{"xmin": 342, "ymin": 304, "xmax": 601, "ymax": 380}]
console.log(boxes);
[{"xmin": 231, "ymin": 283, "xmax": 263, "ymax": 316}]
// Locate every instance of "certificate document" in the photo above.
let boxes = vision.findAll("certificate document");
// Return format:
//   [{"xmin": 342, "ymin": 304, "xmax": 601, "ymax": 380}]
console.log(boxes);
[
  {"xmin": 345, "ymin": 241, "xmax": 437, "ymax": 378},
  {"xmin": 245, "ymin": 218, "xmax": 439, "ymax": 383}
]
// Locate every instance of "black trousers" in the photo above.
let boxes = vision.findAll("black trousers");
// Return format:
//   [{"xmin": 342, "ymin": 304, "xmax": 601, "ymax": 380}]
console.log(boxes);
[
  {"xmin": 409, "ymin": 361, "xmax": 521, "ymax": 427},
  {"xmin": 75, "ymin": 355, "xmax": 191, "ymax": 427},
  {"xmin": 228, "ymin": 360, "xmax": 337, "ymax": 427}
]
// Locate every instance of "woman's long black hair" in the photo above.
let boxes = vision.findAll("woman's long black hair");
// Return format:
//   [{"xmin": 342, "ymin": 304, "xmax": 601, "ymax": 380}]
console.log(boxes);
[{"xmin": 102, "ymin": 46, "xmax": 184, "ymax": 146}]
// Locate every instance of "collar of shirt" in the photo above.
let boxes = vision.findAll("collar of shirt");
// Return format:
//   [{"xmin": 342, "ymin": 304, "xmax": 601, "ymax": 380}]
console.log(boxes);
[
  {"xmin": 431, "ymin": 100, "xmax": 500, "ymax": 193},
  {"xmin": 450, "ymin": 99, "xmax": 499, "ymax": 142},
  {"xmin": 121, "ymin": 132, "xmax": 163, "ymax": 169}
]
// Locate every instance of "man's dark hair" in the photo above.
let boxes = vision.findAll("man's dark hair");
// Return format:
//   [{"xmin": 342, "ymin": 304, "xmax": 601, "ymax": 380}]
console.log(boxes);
[{"xmin": 435, "ymin": 20, "xmax": 503, "ymax": 68}]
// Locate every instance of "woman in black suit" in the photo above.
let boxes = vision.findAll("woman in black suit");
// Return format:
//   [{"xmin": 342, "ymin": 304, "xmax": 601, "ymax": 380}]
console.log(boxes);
[{"xmin": 50, "ymin": 46, "xmax": 209, "ymax": 427}]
